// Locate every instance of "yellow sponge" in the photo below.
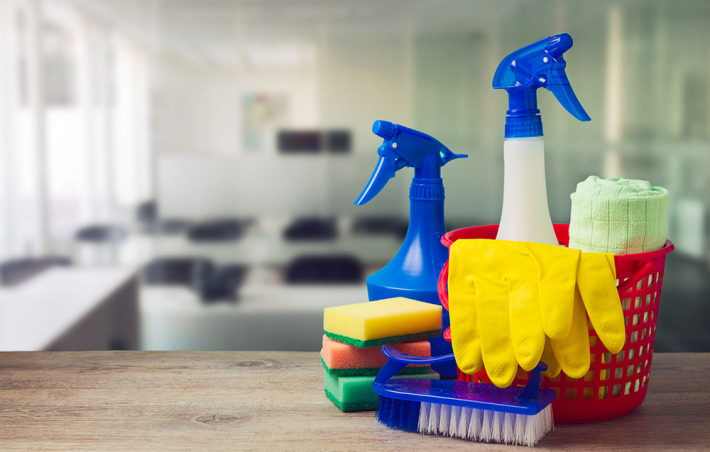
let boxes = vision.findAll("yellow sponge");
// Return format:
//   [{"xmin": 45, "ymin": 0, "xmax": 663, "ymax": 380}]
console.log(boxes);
[{"xmin": 323, "ymin": 298, "xmax": 442, "ymax": 348}]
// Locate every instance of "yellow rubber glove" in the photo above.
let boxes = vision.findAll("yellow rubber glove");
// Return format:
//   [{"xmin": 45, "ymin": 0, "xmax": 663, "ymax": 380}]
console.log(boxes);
[
  {"xmin": 526, "ymin": 243, "xmax": 581, "ymax": 340},
  {"xmin": 449, "ymin": 240, "xmax": 520, "ymax": 386},
  {"xmin": 541, "ymin": 336, "xmax": 562, "ymax": 378},
  {"xmin": 449, "ymin": 240, "xmax": 519, "ymax": 386},
  {"xmin": 550, "ymin": 287, "xmax": 590, "ymax": 379},
  {"xmin": 576, "ymin": 252, "xmax": 625, "ymax": 354},
  {"xmin": 447, "ymin": 243, "xmax": 482, "ymax": 375},
  {"xmin": 449, "ymin": 240, "xmax": 577, "ymax": 386},
  {"xmin": 448, "ymin": 239, "xmax": 625, "ymax": 387}
]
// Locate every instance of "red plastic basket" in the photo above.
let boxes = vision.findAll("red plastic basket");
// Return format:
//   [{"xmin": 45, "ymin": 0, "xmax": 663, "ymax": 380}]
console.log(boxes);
[{"xmin": 437, "ymin": 224, "xmax": 674, "ymax": 423}]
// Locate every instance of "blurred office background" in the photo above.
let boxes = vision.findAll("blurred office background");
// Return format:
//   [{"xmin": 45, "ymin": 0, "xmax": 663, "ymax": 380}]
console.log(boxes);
[{"xmin": 0, "ymin": 0, "xmax": 707, "ymax": 352}]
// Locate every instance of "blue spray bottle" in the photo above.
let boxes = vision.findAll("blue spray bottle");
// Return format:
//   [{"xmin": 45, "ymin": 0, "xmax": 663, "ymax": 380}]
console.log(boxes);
[{"xmin": 355, "ymin": 120, "xmax": 466, "ymax": 378}]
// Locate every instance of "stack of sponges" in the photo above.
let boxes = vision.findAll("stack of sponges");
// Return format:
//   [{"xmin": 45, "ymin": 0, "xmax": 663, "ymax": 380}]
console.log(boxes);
[{"xmin": 322, "ymin": 297, "xmax": 442, "ymax": 412}]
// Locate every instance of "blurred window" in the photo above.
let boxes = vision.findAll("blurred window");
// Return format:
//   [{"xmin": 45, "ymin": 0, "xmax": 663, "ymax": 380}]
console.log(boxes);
[
  {"xmin": 43, "ymin": 23, "xmax": 76, "ymax": 106},
  {"xmin": 0, "ymin": 0, "xmax": 153, "ymax": 260}
]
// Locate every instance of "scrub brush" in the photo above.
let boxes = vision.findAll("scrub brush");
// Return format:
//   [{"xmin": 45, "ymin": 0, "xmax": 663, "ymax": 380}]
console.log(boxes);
[{"xmin": 373, "ymin": 347, "xmax": 555, "ymax": 447}]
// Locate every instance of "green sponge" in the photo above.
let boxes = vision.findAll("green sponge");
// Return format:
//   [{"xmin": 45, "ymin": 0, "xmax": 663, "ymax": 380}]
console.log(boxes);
[
  {"xmin": 324, "ymin": 330, "xmax": 441, "ymax": 348},
  {"xmin": 323, "ymin": 369, "xmax": 439, "ymax": 412}
]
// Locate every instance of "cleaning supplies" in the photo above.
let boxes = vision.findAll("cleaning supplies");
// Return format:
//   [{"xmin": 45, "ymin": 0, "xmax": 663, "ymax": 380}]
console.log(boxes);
[
  {"xmin": 321, "ymin": 335, "xmax": 431, "ymax": 377},
  {"xmin": 447, "ymin": 239, "xmax": 625, "ymax": 385},
  {"xmin": 325, "ymin": 368, "xmax": 439, "ymax": 412},
  {"xmin": 323, "ymin": 297, "xmax": 442, "ymax": 348},
  {"xmin": 355, "ymin": 121, "xmax": 466, "ymax": 378},
  {"xmin": 372, "ymin": 347, "xmax": 555, "ymax": 446},
  {"xmin": 569, "ymin": 176, "xmax": 670, "ymax": 254},
  {"xmin": 493, "ymin": 33, "xmax": 590, "ymax": 244}
]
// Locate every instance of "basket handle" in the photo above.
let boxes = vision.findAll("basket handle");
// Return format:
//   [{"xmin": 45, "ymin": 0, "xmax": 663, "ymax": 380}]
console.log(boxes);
[
  {"xmin": 617, "ymin": 262, "xmax": 654, "ymax": 294},
  {"xmin": 438, "ymin": 260, "xmax": 450, "ymax": 311}
]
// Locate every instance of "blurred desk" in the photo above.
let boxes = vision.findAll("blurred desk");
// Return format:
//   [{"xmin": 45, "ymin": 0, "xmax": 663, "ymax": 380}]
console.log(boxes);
[
  {"xmin": 149, "ymin": 234, "xmax": 399, "ymax": 266},
  {"xmin": 140, "ymin": 283, "xmax": 365, "ymax": 351},
  {"xmin": 0, "ymin": 267, "xmax": 139, "ymax": 351},
  {"xmin": 116, "ymin": 217, "xmax": 403, "ymax": 268}
]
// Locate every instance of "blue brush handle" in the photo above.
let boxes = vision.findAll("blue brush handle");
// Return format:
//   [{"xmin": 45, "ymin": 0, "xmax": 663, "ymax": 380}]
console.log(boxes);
[
  {"xmin": 517, "ymin": 362, "xmax": 547, "ymax": 400},
  {"xmin": 375, "ymin": 345, "xmax": 549, "ymax": 400},
  {"xmin": 375, "ymin": 346, "xmax": 455, "ymax": 383}
]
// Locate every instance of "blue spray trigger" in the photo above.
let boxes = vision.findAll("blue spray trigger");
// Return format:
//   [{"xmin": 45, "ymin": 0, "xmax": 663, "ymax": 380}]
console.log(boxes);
[
  {"xmin": 548, "ymin": 66, "xmax": 590, "ymax": 121},
  {"xmin": 493, "ymin": 33, "xmax": 590, "ymax": 138},
  {"xmin": 354, "ymin": 153, "xmax": 406, "ymax": 206},
  {"xmin": 354, "ymin": 121, "xmax": 467, "ymax": 205}
]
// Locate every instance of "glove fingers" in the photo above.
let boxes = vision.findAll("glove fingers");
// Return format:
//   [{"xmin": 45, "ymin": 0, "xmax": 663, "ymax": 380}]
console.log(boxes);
[
  {"xmin": 477, "ymin": 279, "xmax": 518, "ymax": 388},
  {"xmin": 541, "ymin": 336, "xmax": 561, "ymax": 379},
  {"xmin": 578, "ymin": 252, "xmax": 626, "ymax": 354},
  {"xmin": 551, "ymin": 288, "xmax": 590, "ymax": 379},
  {"xmin": 448, "ymin": 242, "xmax": 482, "ymax": 374},
  {"xmin": 508, "ymin": 262, "xmax": 545, "ymax": 372},
  {"xmin": 529, "ymin": 243, "xmax": 581, "ymax": 340}
]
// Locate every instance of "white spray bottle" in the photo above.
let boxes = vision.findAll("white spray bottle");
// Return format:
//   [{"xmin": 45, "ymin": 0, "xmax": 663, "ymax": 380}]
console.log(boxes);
[{"xmin": 493, "ymin": 33, "xmax": 590, "ymax": 244}]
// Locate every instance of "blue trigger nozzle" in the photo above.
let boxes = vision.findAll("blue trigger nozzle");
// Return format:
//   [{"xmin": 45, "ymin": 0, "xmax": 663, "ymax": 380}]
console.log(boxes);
[
  {"xmin": 354, "ymin": 121, "xmax": 466, "ymax": 205},
  {"xmin": 372, "ymin": 120, "xmax": 396, "ymax": 140},
  {"xmin": 493, "ymin": 33, "xmax": 590, "ymax": 138}
]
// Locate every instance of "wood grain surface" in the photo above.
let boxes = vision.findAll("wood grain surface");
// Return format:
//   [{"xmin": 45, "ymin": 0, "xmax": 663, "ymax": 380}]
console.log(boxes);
[{"xmin": 0, "ymin": 351, "xmax": 707, "ymax": 451}]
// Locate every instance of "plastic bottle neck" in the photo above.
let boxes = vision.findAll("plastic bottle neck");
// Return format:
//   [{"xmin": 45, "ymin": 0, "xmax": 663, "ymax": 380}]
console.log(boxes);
[
  {"xmin": 410, "ymin": 176, "xmax": 444, "ymax": 201},
  {"xmin": 405, "ymin": 180, "xmax": 446, "ymax": 255},
  {"xmin": 505, "ymin": 90, "xmax": 543, "ymax": 138},
  {"xmin": 409, "ymin": 153, "xmax": 445, "ymax": 200},
  {"xmin": 414, "ymin": 153, "xmax": 442, "ymax": 179}
]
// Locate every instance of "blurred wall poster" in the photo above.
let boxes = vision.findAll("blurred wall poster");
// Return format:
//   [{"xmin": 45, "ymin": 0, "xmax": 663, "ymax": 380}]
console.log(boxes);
[{"xmin": 242, "ymin": 93, "xmax": 288, "ymax": 152}]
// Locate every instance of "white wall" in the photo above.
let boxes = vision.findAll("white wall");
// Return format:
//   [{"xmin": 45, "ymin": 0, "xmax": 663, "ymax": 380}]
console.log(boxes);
[
  {"xmin": 154, "ymin": 34, "xmax": 414, "ymax": 219},
  {"xmin": 318, "ymin": 35, "xmax": 413, "ymax": 154},
  {"xmin": 153, "ymin": 53, "xmax": 319, "ymax": 155}
]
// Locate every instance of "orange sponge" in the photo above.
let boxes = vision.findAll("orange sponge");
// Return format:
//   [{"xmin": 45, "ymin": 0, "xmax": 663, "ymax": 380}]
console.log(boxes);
[{"xmin": 321, "ymin": 335, "xmax": 430, "ymax": 373}]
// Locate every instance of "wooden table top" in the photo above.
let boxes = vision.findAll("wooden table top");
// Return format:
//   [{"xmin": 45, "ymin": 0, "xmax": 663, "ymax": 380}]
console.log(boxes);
[{"xmin": 0, "ymin": 351, "xmax": 707, "ymax": 451}]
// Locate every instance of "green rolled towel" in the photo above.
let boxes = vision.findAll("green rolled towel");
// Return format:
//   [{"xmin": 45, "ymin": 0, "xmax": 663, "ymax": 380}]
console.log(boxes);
[{"xmin": 569, "ymin": 176, "xmax": 669, "ymax": 255}]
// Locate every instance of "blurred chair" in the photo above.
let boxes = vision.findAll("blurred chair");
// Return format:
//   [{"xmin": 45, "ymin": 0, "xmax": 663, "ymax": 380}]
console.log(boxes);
[
  {"xmin": 283, "ymin": 217, "xmax": 337, "ymax": 241},
  {"xmin": 143, "ymin": 257, "xmax": 213, "ymax": 287},
  {"xmin": 76, "ymin": 225, "xmax": 128, "ymax": 242},
  {"xmin": 198, "ymin": 264, "xmax": 248, "ymax": 303},
  {"xmin": 285, "ymin": 255, "xmax": 363, "ymax": 284},
  {"xmin": 144, "ymin": 258, "xmax": 247, "ymax": 303},
  {"xmin": 136, "ymin": 200, "xmax": 158, "ymax": 225},
  {"xmin": 75, "ymin": 225, "xmax": 128, "ymax": 265},
  {"xmin": 135, "ymin": 200, "xmax": 192, "ymax": 236},
  {"xmin": 0, "ymin": 256, "xmax": 71, "ymax": 287},
  {"xmin": 187, "ymin": 218, "xmax": 251, "ymax": 242},
  {"xmin": 352, "ymin": 216, "xmax": 408, "ymax": 236},
  {"xmin": 143, "ymin": 219, "xmax": 192, "ymax": 235}
]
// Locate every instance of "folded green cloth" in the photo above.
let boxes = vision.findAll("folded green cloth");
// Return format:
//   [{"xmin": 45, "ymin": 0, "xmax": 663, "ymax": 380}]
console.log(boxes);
[{"xmin": 569, "ymin": 176, "xmax": 669, "ymax": 255}]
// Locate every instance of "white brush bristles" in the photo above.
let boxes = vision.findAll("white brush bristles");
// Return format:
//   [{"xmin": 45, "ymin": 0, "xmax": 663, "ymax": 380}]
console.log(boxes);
[
  {"xmin": 418, "ymin": 402, "xmax": 431, "ymax": 433},
  {"xmin": 416, "ymin": 403, "xmax": 553, "ymax": 447}
]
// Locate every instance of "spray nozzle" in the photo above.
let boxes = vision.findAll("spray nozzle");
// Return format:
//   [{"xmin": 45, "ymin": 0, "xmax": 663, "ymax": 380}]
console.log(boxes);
[
  {"xmin": 493, "ymin": 33, "xmax": 590, "ymax": 138},
  {"xmin": 354, "ymin": 121, "xmax": 466, "ymax": 205}
]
